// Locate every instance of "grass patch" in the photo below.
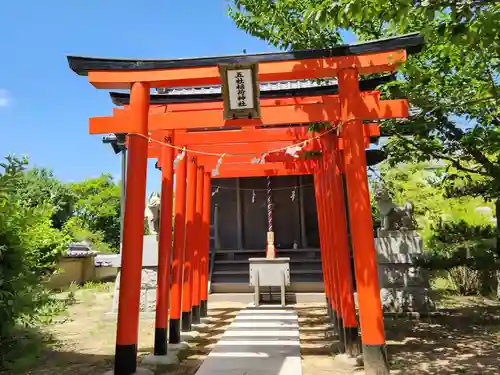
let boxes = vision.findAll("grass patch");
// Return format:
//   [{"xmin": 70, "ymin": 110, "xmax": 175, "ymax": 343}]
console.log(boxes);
[{"xmin": 0, "ymin": 328, "xmax": 57, "ymax": 374}]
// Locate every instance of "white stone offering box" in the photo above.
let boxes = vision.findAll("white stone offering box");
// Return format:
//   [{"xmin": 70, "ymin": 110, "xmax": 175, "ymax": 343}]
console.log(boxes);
[{"xmin": 249, "ymin": 257, "xmax": 290, "ymax": 307}]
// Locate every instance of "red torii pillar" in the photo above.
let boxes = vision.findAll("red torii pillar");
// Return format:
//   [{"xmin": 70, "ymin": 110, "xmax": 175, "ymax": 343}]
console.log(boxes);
[
  {"xmin": 314, "ymin": 157, "xmax": 338, "ymax": 335},
  {"xmin": 169, "ymin": 150, "xmax": 187, "ymax": 344},
  {"xmin": 181, "ymin": 155, "xmax": 198, "ymax": 332},
  {"xmin": 154, "ymin": 133, "xmax": 175, "ymax": 356},
  {"xmin": 324, "ymin": 133, "xmax": 361, "ymax": 357},
  {"xmin": 192, "ymin": 165, "xmax": 205, "ymax": 324},
  {"xmin": 114, "ymin": 83, "xmax": 150, "ymax": 375},
  {"xmin": 200, "ymin": 172, "xmax": 212, "ymax": 317},
  {"xmin": 155, "ymin": 153, "xmax": 213, "ymax": 322},
  {"xmin": 320, "ymin": 138, "xmax": 345, "ymax": 351},
  {"xmin": 339, "ymin": 69, "xmax": 388, "ymax": 373}
]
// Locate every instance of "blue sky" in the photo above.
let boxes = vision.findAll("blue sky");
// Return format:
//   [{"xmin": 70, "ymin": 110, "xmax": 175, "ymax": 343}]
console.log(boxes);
[
  {"xmin": 0, "ymin": 1, "xmax": 274, "ymax": 193},
  {"xmin": 0, "ymin": 1, "xmax": 355, "ymax": 194}
]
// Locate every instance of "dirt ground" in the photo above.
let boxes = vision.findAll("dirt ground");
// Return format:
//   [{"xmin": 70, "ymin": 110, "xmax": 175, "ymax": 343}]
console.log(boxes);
[
  {"xmin": 297, "ymin": 296, "xmax": 500, "ymax": 375},
  {"xmin": 4, "ymin": 284, "xmax": 240, "ymax": 375},
  {"xmin": 5, "ymin": 284, "xmax": 500, "ymax": 375},
  {"xmin": 386, "ymin": 295, "xmax": 500, "ymax": 374},
  {"xmin": 297, "ymin": 304, "xmax": 357, "ymax": 375}
]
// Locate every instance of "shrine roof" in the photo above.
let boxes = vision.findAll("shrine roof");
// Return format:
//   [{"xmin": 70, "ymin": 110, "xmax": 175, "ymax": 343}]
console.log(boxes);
[
  {"xmin": 68, "ymin": 33, "xmax": 423, "ymax": 76},
  {"xmin": 109, "ymin": 75, "xmax": 394, "ymax": 106}
]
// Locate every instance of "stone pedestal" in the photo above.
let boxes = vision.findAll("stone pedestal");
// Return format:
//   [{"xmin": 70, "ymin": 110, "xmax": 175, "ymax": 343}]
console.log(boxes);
[
  {"xmin": 374, "ymin": 230, "xmax": 435, "ymax": 313},
  {"xmin": 111, "ymin": 235, "xmax": 159, "ymax": 313},
  {"xmin": 249, "ymin": 257, "xmax": 290, "ymax": 307}
]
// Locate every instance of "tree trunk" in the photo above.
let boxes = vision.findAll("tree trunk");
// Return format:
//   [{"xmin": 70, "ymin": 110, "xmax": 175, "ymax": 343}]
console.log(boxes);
[
  {"xmin": 496, "ymin": 198, "xmax": 500, "ymax": 299},
  {"xmin": 496, "ymin": 198, "xmax": 500, "ymax": 253}
]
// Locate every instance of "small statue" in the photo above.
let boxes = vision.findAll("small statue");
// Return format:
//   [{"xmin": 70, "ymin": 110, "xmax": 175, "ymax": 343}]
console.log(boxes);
[
  {"xmin": 145, "ymin": 192, "xmax": 161, "ymax": 235},
  {"xmin": 373, "ymin": 183, "xmax": 415, "ymax": 231}
]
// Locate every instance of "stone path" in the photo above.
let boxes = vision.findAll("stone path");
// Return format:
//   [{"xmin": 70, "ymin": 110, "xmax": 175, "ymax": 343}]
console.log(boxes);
[{"xmin": 195, "ymin": 306, "xmax": 302, "ymax": 375}]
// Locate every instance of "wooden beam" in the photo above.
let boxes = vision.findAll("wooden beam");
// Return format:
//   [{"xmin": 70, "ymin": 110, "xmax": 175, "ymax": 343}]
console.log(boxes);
[
  {"xmin": 151, "ymin": 123, "xmax": 380, "ymax": 145},
  {"xmin": 148, "ymin": 135, "xmax": 372, "ymax": 160},
  {"xmin": 81, "ymin": 50, "xmax": 407, "ymax": 89},
  {"xmin": 202, "ymin": 160, "xmax": 317, "ymax": 171},
  {"xmin": 148, "ymin": 140, "xmax": 321, "ymax": 159},
  {"xmin": 212, "ymin": 169, "xmax": 312, "ymax": 178},
  {"xmin": 116, "ymin": 91, "xmax": 386, "ymax": 112},
  {"xmin": 108, "ymin": 75, "xmax": 397, "ymax": 106},
  {"xmin": 156, "ymin": 154, "xmax": 316, "ymax": 172},
  {"xmin": 89, "ymin": 94, "xmax": 407, "ymax": 134}
]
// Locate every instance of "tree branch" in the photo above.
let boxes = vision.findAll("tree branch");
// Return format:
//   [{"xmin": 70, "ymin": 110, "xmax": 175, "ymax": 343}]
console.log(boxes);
[
  {"xmin": 393, "ymin": 133, "xmax": 490, "ymax": 176},
  {"xmin": 440, "ymin": 118, "xmax": 500, "ymax": 178}
]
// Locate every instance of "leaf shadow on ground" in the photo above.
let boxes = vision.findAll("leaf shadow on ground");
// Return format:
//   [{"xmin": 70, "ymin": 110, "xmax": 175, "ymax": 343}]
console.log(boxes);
[{"xmin": 385, "ymin": 299, "xmax": 500, "ymax": 374}]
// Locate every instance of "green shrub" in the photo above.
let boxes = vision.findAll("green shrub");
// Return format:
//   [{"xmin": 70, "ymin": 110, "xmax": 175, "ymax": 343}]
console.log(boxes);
[
  {"xmin": 415, "ymin": 219, "xmax": 499, "ymax": 295},
  {"xmin": 0, "ymin": 156, "xmax": 69, "ymax": 369},
  {"xmin": 0, "ymin": 156, "xmax": 35, "ymax": 335}
]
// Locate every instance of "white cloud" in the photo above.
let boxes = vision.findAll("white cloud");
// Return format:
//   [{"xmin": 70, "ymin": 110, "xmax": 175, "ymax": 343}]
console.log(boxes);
[{"xmin": 0, "ymin": 89, "xmax": 11, "ymax": 107}]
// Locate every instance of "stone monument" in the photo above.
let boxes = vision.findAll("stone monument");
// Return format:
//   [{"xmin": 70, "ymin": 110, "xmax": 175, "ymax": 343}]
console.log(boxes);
[
  {"xmin": 145, "ymin": 192, "xmax": 161, "ymax": 236},
  {"xmin": 373, "ymin": 183, "xmax": 435, "ymax": 313},
  {"xmin": 111, "ymin": 192, "xmax": 162, "ymax": 313}
]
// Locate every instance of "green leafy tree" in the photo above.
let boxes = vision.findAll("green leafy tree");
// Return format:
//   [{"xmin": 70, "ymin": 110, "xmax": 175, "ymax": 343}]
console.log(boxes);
[
  {"xmin": 229, "ymin": 0, "xmax": 500, "ymax": 245},
  {"xmin": 70, "ymin": 174, "xmax": 121, "ymax": 251},
  {"xmin": 230, "ymin": 1, "xmax": 498, "ymax": 50},
  {"xmin": 12, "ymin": 167, "xmax": 77, "ymax": 229}
]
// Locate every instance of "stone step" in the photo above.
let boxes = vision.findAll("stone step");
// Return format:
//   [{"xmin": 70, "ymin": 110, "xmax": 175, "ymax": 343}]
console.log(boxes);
[
  {"xmin": 212, "ymin": 272, "xmax": 323, "ymax": 285},
  {"xmin": 213, "ymin": 248, "xmax": 320, "ymax": 254},
  {"xmin": 208, "ymin": 291, "xmax": 325, "ymax": 302},
  {"xmin": 213, "ymin": 269, "xmax": 322, "ymax": 276},
  {"xmin": 194, "ymin": 307, "xmax": 302, "ymax": 375},
  {"xmin": 213, "ymin": 262, "xmax": 322, "ymax": 273},
  {"xmin": 214, "ymin": 249, "xmax": 321, "ymax": 262},
  {"xmin": 214, "ymin": 258, "xmax": 321, "ymax": 264}
]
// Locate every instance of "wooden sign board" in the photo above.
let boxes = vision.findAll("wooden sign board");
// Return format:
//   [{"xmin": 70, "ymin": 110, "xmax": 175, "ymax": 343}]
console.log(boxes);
[{"xmin": 219, "ymin": 63, "xmax": 261, "ymax": 120}]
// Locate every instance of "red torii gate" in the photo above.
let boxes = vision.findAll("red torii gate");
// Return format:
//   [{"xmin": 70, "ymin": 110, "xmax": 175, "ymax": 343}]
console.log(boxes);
[
  {"xmin": 147, "ymin": 124, "xmax": 374, "ymax": 345},
  {"xmin": 67, "ymin": 32, "xmax": 423, "ymax": 375},
  {"xmin": 143, "ymin": 121, "xmax": 375, "ymax": 346},
  {"xmin": 150, "ymin": 133, "xmax": 368, "ymax": 358}
]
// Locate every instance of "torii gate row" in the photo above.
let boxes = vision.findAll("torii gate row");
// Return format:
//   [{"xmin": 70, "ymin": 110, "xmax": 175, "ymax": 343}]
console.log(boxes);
[
  {"xmin": 90, "ymin": 91, "xmax": 406, "ymax": 134},
  {"xmin": 67, "ymin": 32, "xmax": 424, "ymax": 375},
  {"xmin": 147, "ymin": 130, "xmax": 375, "ymax": 360},
  {"xmin": 93, "ymin": 98, "xmax": 393, "ymax": 370},
  {"xmin": 106, "ymin": 108, "xmax": 384, "ymax": 365},
  {"xmin": 149, "ymin": 131, "xmax": 367, "ymax": 360}
]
